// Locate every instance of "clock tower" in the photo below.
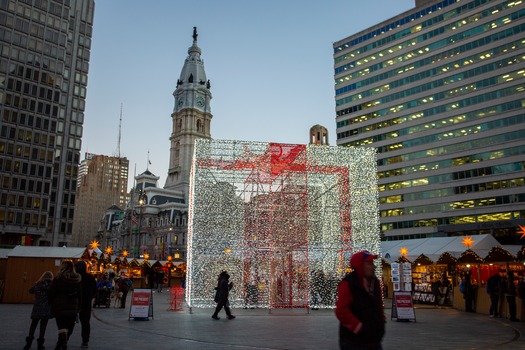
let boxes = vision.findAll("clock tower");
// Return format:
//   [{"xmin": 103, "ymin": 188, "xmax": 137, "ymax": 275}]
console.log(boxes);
[{"xmin": 165, "ymin": 27, "xmax": 212, "ymax": 195}]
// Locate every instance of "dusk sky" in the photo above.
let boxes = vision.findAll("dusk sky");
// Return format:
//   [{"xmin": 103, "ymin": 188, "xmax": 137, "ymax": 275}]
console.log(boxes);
[{"xmin": 82, "ymin": 0, "xmax": 415, "ymax": 190}]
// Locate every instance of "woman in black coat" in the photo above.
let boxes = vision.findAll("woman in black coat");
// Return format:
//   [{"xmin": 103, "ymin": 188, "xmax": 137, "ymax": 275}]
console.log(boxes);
[
  {"xmin": 24, "ymin": 271, "xmax": 54, "ymax": 350},
  {"xmin": 212, "ymin": 271, "xmax": 235, "ymax": 320},
  {"xmin": 48, "ymin": 260, "xmax": 82, "ymax": 350}
]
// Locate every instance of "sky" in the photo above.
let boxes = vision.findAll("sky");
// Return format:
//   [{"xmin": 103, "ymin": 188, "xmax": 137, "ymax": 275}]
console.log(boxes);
[{"xmin": 82, "ymin": 0, "xmax": 416, "ymax": 190}]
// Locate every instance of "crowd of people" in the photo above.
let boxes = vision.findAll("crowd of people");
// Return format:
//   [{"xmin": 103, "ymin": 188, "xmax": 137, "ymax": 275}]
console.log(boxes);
[
  {"xmin": 23, "ymin": 262, "xmax": 135, "ymax": 349},
  {"xmin": 22, "ymin": 255, "xmax": 525, "ymax": 350}
]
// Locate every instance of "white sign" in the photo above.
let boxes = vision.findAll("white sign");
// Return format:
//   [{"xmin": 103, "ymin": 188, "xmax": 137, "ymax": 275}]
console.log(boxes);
[{"xmin": 129, "ymin": 289, "xmax": 153, "ymax": 319}]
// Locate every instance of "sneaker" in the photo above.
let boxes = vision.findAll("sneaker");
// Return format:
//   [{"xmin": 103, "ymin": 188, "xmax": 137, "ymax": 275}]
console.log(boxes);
[
  {"xmin": 211, "ymin": 315, "xmax": 220, "ymax": 320},
  {"xmin": 81, "ymin": 342, "xmax": 88, "ymax": 348},
  {"xmin": 227, "ymin": 315, "xmax": 236, "ymax": 319}
]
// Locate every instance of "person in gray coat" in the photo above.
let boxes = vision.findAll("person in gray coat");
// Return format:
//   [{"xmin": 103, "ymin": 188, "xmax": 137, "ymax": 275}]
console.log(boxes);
[{"xmin": 24, "ymin": 271, "xmax": 54, "ymax": 350}]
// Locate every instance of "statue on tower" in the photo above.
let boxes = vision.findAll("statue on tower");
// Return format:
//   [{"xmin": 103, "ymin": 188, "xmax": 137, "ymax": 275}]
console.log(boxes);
[{"xmin": 193, "ymin": 27, "xmax": 198, "ymax": 41}]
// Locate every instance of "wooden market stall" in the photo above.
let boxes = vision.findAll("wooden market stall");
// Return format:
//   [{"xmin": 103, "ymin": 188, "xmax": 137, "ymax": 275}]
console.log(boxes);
[
  {"xmin": 0, "ymin": 248, "xmax": 12, "ymax": 302},
  {"xmin": 3, "ymin": 246, "xmax": 86, "ymax": 303}
]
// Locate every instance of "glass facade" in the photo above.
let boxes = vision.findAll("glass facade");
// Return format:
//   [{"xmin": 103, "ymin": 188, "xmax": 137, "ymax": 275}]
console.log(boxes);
[
  {"xmin": 0, "ymin": 0, "xmax": 95, "ymax": 246},
  {"xmin": 334, "ymin": 0, "xmax": 525, "ymax": 243}
]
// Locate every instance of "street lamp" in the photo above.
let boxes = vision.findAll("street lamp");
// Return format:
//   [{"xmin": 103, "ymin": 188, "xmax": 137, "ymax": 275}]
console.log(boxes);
[
  {"xmin": 137, "ymin": 192, "xmax": 146, "ymax": 258},
  {"xmin": 129, "ymin": 189, "xmax": 147, "ymax": 258}
]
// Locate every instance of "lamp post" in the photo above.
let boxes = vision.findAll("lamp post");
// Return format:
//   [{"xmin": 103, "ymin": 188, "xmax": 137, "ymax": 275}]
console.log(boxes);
[
  {"xmin": 137, "ymin": 193, "xmax": 145, "ymax": 258},
  {"xmin": 129, "ymin": 189, "xmax": 147, "ymax": 258}
]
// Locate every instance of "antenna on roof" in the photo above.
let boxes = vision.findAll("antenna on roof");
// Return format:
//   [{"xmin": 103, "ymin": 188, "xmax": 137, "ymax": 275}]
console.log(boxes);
[{"xmin": 116, "ymin": 103, "xmax": 123, "ymax": 158}]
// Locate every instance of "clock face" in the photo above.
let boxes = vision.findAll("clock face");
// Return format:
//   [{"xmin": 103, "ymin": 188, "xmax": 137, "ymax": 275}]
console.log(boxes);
[{"xmin": 196, "ymin": 96, "xmax": 204, "ymax": 107}]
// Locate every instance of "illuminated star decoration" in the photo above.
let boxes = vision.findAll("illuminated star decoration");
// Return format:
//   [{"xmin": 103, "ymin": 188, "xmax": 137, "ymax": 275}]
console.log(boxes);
[
  {"xmin": 122, "ymin": 250, "xmax": 129, "ymax": 257},
  {"xmin": 90, "ymin": 240, "xmax": 99, "ymax": 249},
  {"xmin": 518, "ymin": 225, "xmax": 525, "ymax": 240},
  {"xmin": 186, "ymin": 139, "xmax": 381, "ymax": 309},
  {"xmin": 462, "ymin": 236, "xmax": 475, "ymax": 249},
  {"xmin": 105, "ymin": 246, "xmax": 113, "ymax": 255},
  {"xmin": 144, "ymin": 253, "xmax": 149, "ymax": 260},
  {"xmin": 400, "ymin": 247, "xmax": 408, "ymax": 256}
]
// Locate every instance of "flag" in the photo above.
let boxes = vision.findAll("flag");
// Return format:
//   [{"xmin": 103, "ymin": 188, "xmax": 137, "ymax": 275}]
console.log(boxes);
[{"xmin": 148, "ymin": 160, "xmax": 152, "ymax": 165}]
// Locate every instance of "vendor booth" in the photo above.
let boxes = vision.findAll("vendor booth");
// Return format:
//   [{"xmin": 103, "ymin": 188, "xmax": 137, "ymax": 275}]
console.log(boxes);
[{"xmin": 3, "ymin": 246, "xmax": 86, "ymax": 303}]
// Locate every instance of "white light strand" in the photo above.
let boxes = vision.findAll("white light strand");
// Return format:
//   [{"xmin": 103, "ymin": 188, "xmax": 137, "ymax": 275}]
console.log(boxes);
[{"xmin": 186, "ymin": 139, "xmax": 380, "ymax": 308}]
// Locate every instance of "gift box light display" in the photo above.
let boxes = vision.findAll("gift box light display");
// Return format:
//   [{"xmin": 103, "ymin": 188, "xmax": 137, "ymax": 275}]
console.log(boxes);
[{"xmin": 186, "ymin": 139, "xmax": 380, "ymax": 309}]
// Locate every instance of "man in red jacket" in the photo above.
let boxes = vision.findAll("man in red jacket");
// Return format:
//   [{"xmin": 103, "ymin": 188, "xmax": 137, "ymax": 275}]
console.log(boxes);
[{"xmin": 335, "ymin": 251, "xmax": 385, "ymax": 350}]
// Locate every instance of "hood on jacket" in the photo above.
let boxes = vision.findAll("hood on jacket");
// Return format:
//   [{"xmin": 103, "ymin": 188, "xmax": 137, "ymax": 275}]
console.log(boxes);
[{"xmin": 350, "ymin": 250, "xmax": 378, "ymax": 278}]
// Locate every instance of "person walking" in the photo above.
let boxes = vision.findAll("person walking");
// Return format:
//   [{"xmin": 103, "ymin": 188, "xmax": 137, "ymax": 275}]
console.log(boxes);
[
  {"xmin": 517, "ymin": 273, "xmax": 525, "ymax": 322},
  {"xmin": 504, "ymin": 271, "xmax": 519, "ymax": 321},
  {"xmin": 460, "ymin": 274, "xmax": 475, "ymax": 312},
  {"xmin": 212, "ymin": 271, "xmax": 235, "ymax": 320},
  {"xmin": 486, "ymin": 272, "xmax": 501, "ymax": 317},
  {"xmin": 156, "ymin": 268, "xmax": 165, "ymax": 293},
  {"xmin": 48, "ymin": 260, "xmax": 82, "ymax": 350},
  {"xmin": 23, "ymin": 271, "xmax": 54, "ymax": 350},
  {"xmin": 66, "ymin": 261, "xmax": 96, "ymax": 348},
  {"xmin": 335, "ymin": 251, "xmax": 385, "ymax": 350},
  {"xmin": 117, "ymin": 271, "xmax": 132, "ymax": 308}
]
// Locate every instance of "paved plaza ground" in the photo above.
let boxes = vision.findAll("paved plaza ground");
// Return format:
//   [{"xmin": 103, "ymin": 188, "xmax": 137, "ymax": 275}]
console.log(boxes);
[{"xmin": 1, "ymin": 290, "xmax": 524, "ymax": 349}]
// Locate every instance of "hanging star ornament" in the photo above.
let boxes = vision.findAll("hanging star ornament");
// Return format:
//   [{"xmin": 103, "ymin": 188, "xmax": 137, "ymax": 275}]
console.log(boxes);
[
  {"xmin": 518, "ymin": 225, "xmax": 525, "ymax": 240},
  {"xmin": 105, "ymin": 246, "xmax": 113, "ymax": 255},
  {"xmin": 400, "ymin": 247, "xmax": 408, "ymax": 256},
  {"xmin": 122, "ymin": 250, "xmax": 129, "ymax": 257},
  {"xmin": 90, "ymin": 240, "xmax": 99, "ymax": 249},
  {"xmin": 462, "ymin": 236, "xmax": 475, "ymax": 249}
]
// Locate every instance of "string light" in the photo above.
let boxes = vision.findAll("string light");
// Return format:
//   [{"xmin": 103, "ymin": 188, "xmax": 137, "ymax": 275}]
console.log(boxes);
[{"xmin": 186, "ymin": 140, "xmax": 381, "ymax": 308}]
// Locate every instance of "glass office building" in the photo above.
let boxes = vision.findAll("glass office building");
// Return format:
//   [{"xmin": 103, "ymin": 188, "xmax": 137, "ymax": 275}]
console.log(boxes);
[
  {"xmin": 334, "ymin": 0, "xmax": 525, "ymax": 243},
  {"xmin": 0, "ymin": 0, "xmax": 95, "ymax": 246}
]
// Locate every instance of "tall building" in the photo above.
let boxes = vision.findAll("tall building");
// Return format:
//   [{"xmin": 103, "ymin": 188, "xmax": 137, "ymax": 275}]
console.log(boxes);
[
  {"xmin": 334, "ymin": 0, "xmax": 525, "ymax": 243},
  {"xmin": 164, "ymin": 26, "xmax": 213, "ymax": 197},
  {"xmin": 71, "ymin": 153, "xmax": 129, "ymax": 247},
  {"xmin": 0, "ymin": 0, "xmax": 95, "ymax": 247},
  {"xmin": 102, "ymin": 28, "xmax": 211, "ymax": 259}
]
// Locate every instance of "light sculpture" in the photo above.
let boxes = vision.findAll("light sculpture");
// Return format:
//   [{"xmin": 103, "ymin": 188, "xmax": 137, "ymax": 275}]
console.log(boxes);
[{"xmin": 187, "ymin": 140, "xmax": 380, "ymax": 309}]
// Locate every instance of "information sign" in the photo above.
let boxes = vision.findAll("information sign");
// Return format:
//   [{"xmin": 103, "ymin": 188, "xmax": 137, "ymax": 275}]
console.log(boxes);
[
  {"xmin": 129, "ymin": 289, "xmax": 153, "ymax": 320},
  {"xmin": 391, "ymin": 291, "xmax": 416, "ymax": 322}
]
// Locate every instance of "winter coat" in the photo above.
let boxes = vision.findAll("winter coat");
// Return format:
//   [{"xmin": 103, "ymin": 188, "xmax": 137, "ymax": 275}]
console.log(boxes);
[
  {"xmin": 214, "ymin": 274, "xmax": 232, "ymax": 303},
  {"xmin": 335, "ymin": 251, "xmax": 385, "ymax": 347},
  {"xmin": 48, "ymin": 272, "xmax": 82, "ymax": 318},
  {"xmin": 117, "ymin": 277, "xmax": 132, "ymax": 293},
  {"xmin": 78, "ymin": 272, "xmax": 97, "ymax": 311},
  {"xmin": 336, "ymin": 272, "xmax": 385, "ymax": 346},
  {"xmin": 29, "ymin": 280, "xmax": 52, "ymax": 320}
]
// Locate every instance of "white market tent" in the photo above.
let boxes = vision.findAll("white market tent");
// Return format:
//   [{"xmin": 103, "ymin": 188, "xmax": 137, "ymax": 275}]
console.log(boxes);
[
  {"xmin": 381, "ymin": 234, "xmax": 509, "ymax": 264},
  {"xmin": 7, "ymin": 245, "xmax": 86, "ymax": 258}
]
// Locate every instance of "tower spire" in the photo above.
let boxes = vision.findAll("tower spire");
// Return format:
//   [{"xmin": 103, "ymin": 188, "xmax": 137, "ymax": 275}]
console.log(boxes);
[{"xmin": 165, "ymin": 28, "xmax": 213, "ymax": 194}]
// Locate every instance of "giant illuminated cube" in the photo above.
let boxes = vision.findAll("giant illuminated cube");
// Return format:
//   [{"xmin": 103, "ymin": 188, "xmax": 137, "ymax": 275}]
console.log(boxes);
[{"xmin": 186, "ymin": 139, "xmax": 380, "ymax": 309}]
